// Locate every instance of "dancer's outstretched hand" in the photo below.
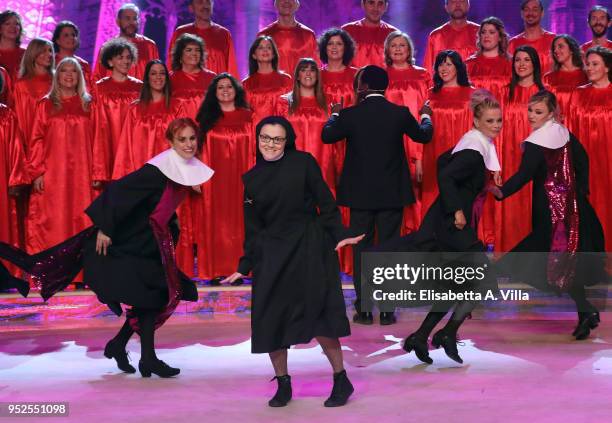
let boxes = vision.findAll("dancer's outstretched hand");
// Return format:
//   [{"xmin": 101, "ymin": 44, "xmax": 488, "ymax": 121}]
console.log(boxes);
[
  {"xmin": 493, "ymin": 171, "xmax": 502, "ymax": 186},
  {"xmin": 32, "ymin": 175, "xmax": 44, "ymax": 193},
  {"xmin": 487, "ymin": 184, "xmax": 503, "ymax": 200},
  {"xmin": 96, "ymin": 230, "xmax": 112, "ymax": 256},
  {"xmin": 221, "ymin": 272, "xmax": 245, "ymax": 285},
  {"xmin": 454, "ymin": 210, "xmax": 467, "ymax": 230},
  {"xmin": 335, "ymin": 234, "xmax": 365, "ymax": 251}
]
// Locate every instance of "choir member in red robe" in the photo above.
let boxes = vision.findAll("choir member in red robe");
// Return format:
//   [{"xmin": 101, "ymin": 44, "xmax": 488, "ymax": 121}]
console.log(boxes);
[
  {"xmin": 465, "ymin": 17, "xmax": 512, "ymax": 100},
  {"xmin": 52, "ymin": 21, "xmax": 91, "ymax": 87},
  {"xmin": 508, "ymin": 0, "xmax": 556, "ymax": 75},
  {"xmin": 465, "ymin": 17, "xmax": 511, "ymax": 246},
  {"xmin": 543, "ymin": 35, "xmax": 587, "ymax": 125},
  {"xmin": 0, "ymin": 66, "xmax": 12, "ymax": 107},
  {"xmin": 569, "ymin": 46, "xmax": 612, "ymax": 251},
  {"xmin": 318, "ymin": 28, "xmax": 358, "ymax": 274},
  {"xmin": 384, "ymin": 31, "xmax": 431, "ymax": 234},
  {"xmin": 0, "ymin": 10, "xmax": 25, "ymax": 83},
  {"xmin": 341, "ymin": 0, "xmax": 398, "ymax": 68},
  {"xmin": 13, "ymin": 38, "xmax": 54, "ymax": 143},
  {"xmin": 167, "ymin": 0, "xmax": 238, "ymax": 76},
  {"xmin": 169, "ymin": 33, "xmax": 216, "ymax": 121},
  {"xmin": 257, "ymin": 0, "xmax": 318, "ymax": 75},
  {"xmin": 581, "ymin": 6, "xmax": 612, "ymax": 53},
  {"xmin": 0, "ymin": 73, "xmax": 28, "ymax": 277},
  {"xmin": 196, "ymin": 73, "xmax": 254, "ymax": 280},
  {"xmin": 423, "ymin": 0, "xmax": 479, "ymax": 74},
  {"xmin": 26, "ymin": 58, "xmax": 94, "ymax": 254},
  {"xmin": 421, "ymin": 50, "xmax": 474, "ymax": 217},
  {"xmin": 277, "ymin": 58, "xmax": 335, "ymax": 194},
  {"xmin": 242, "ymin": 36, "xmax": 292, "ymax": 126},
  {"xmin": 497, "ymin": 46, "xmax": 545, "ymax": 252},
  {"xmin": 92, "ymin": 38, "xmax": 143, "ymax": 183},
  {"xmin": 113, "ymin": 60, "xmax": 181, "ymax": 179},
  {"xmin": 91, "ymin": 4, "xmax": 159, "ymax": 83}
]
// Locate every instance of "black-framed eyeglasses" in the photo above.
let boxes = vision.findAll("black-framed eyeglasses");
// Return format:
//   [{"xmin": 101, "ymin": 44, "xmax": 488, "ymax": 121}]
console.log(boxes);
[{"xmin": 258, "ymin": 134, "xmax": 286, "ymax": 145}]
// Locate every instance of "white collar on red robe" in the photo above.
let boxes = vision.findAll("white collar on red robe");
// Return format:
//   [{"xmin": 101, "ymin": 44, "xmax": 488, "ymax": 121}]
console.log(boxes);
[
  {"xmin": 147, "ymin": 148, "xmax": 214, "ymax": 186},
  {"xmin": 523, "ymin": 119, "xmax": 570, "ymax": 150},
  {"xmin": 452, "ymin": 128, "xmax": 501, "ymax": 171}
]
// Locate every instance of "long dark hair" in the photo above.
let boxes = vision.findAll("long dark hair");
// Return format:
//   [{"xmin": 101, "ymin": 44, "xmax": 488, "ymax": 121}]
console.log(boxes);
[
  {"xmin": 171, "ymin": 33, "xmax": 206, "ymax": 72},
  {"xmin": 52, "ymin": 21, "xmax": 80, "ymax": 53},
  {"xmin": 318, "ymin": 28, "xmax": 355, "ymax": 66},
  {"xmin": 140, "ymin": 59, "xmax": 171, "ymax": 108},
  {"xmin": 287, "ymin": 58, "xmax": 327, "ymax": 115},
  {"xmin": 248, "ymin": 36, "xmax": 280, "ymax": 76},
  {"xmin": 0, "ymin": 10, "xmax": 23, "ymax": 48},
  {"xmin": 255, "ymin": 115, "xmax": 297, "ymax": 162},
  {"xmin": 551, "ymin": 34, "xmax": 583, "ymax": 72},
  {"xmin": 509, "ymin": 45, "xmax": 545, "ymax": 100},
  {"xmin": 432, "ymin": 50, "xmax": 470, "ymax": 93},
  {"xmin": 196, "ymin": 72, "xmax": 249, "ymax": 138},
  {"xmin": 477, "ymin": 16, "xmax": 509, "ymax": 58}
]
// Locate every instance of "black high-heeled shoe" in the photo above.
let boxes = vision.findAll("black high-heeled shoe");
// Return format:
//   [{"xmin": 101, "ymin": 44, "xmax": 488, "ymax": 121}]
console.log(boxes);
[
  {"xmin": 138, "ymin": 359, "xmax": 180, "ymax": 378},
  {"xmin": 103, "ymin": 339, "xmax": 136, "ymax": 373},
  {"xmin": 268, "ymin": 375, "xmax": 292, "ymax": 407},
  {"xmin": 324, "ymin": 370, "xmax": 354, "ymax": 407},
  {"xmin": 431, "ymin": 330, "xmax": 463, "ymax": 364},
  {"xmin": 574, "ymin": 311, "xmax": 600, "ymax": 341},
  {"xmin": 403, "ymin": 333, "xmax": 433, "ymax": 364}
]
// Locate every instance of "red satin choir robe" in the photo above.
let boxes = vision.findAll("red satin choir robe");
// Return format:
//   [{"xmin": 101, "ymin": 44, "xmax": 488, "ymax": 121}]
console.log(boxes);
[
  {"xmin": 13, "ymin": 74, "xmax": 52, "ymax": 143},
  {"xmin": 197, "ymin": 109, "xmax": 254, "ymax": 278},
  {"xmin": 497, "ymin": 84, "xmax": 540, "ymax": 252},
  {"xmin": 341, "ymin": 19, "xmax": 398, "ymax": 68},
  {"xmin": 465, "ymin": 54, "xmax": 512, "ymax": 100},
  {"xmin": 0, "ymin": 66, "xmax": 13, "ymax": 107},
  {"xmin": 257, "ymin": 22, "xmax": 319, "ymax": 74},
  {"xmin": 92, "ymin": 34, "xmax": 159, "ymax": 83},
  {"xmin": 421, "ymin": 86, "xmax": 474, "ymax": 217},
  {"xmin": 277, "ymin": 96, "xmax": 335, "ymax": 191},
  {"xmin": 581, "ymin": 40, "xmax": 612, "ymax": 53},
  {"xmin": 112, "ymin": 99, "xmax": 182, "ymax": 179},
  {"xmin": 242, "ymin": 71, "xmax": 292, "ymax": 126},
  {"xmin": 543, "ymin": 70, "xmax": 588, "ymax": 127},
  {"xmin": 91, "ymin": 76, "xmax": 142, "ymax": 182},
  {"xmin": 569, "ymin": 84, "xmax": 612, "ymax": 251},
  {"xmin": 423, "ymin": 22, "xmax": 479, "ymax": 73},
  {"xmin": 0, "ymin": 104, "xmax": 28, "ymax": 255},
  {"xmin": 508, "ymin": 31, "xmax": 556, "ymax": 75},
  {"xmin": 386, "ymin": 65, "xmax": 431, "ymax": 234},
  {"xmin": 465, "ymin": 54, "xmax": 511, "ymax": 244},
  {"xmin": 167, "ymin": 22, "xmax": 239, "ymax": 77},
  {"xmin": 0, "ymin": 47, "xmax": 25, "ymax": 82},
  {"xmin": 25, "ymin": 96, "xmax": 94, "ymax": 253},
  {"xmin": 55, "ymin": 54, "xmax": 91, "ymax": 88},
  {"xmin": 320, "ymin": 66, "xmax": 357, "ymax": 274},
  {"xmin": 170, "ymin": 69, "xmax": 216, "ymax": 120}
]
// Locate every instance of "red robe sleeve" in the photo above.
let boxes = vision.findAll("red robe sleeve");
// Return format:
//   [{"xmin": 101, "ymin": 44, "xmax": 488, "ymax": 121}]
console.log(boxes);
[
  {"xmin": 26, "ymin": 99, "xmax": 49, "ymax": 181},
  {"xmin": 0, "ymin": 66, "xmax": 13, "ymax": 108}
]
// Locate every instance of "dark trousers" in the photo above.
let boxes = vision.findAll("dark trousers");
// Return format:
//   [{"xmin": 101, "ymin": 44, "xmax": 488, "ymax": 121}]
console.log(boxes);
[{"xmin": 350, "ymin": 208, "xmax": 403, "ymax": 312}]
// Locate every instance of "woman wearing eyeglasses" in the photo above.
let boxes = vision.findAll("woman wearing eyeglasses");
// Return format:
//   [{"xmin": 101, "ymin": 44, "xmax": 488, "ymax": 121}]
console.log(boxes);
[{"xmin": 223, "ymin": 116, "xmax": 363, "ymax": 408}]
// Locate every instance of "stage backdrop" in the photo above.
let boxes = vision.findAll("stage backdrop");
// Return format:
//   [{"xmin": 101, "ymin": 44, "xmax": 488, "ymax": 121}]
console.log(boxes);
[{"xmin": 1, "ymin": 0, "xmax": 610, "ymax": 78}]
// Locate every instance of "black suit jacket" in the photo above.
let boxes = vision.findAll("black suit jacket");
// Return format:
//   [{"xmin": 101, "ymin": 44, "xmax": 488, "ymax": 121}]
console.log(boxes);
[{"xmin": 321, "ymin": 95, "xmax": 433, "ymax": 209}]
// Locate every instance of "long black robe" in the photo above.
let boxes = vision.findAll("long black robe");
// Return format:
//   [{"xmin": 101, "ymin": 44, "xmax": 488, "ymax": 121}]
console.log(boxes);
[
  {"xmin": 497, "ymin": 135, "xmax": 606, "ymax": 291},
  {"xmin": 0, "ymin": 164, "xmax": 197, "ymax": 311},
  {"xmin": 237, "ymin": 150, "xmax": 351, "ymax": 354},
  {"xmin": 367, "ymin": 149, "xmax": 496, "ymax": 306}
]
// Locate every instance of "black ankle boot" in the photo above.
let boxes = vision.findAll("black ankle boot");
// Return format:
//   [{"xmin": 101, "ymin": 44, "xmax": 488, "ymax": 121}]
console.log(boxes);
[
  {"xmin": 431, "ymin": 330, "xmax": 463, "ymax": 364},
  {"xmin": 324, "ymin": 370, "xmax": 354, "ymax": 407},
  {"xmin": 104, "ymin": 339, "xmax": 136, "ymax": 373},
  {"xmin": 574, "ymin": 311, "xmax": 600, "ymax": 341},
  {"xmin": 138, "ymin": 358, "xmax": 180, "ymax": 378},
  {"xmin": 269, "ymin": 375, "xmax": 292, "ymax": 407},
  {"xmin": 403, "ymin": 333, "xmax": 433, "ymax": 364}
]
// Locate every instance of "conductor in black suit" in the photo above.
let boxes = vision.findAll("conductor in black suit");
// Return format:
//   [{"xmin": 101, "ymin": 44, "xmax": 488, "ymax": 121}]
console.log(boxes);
[{"xmin": 321, "ymin": 65, "xmax": 433, "ymax": 325}]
